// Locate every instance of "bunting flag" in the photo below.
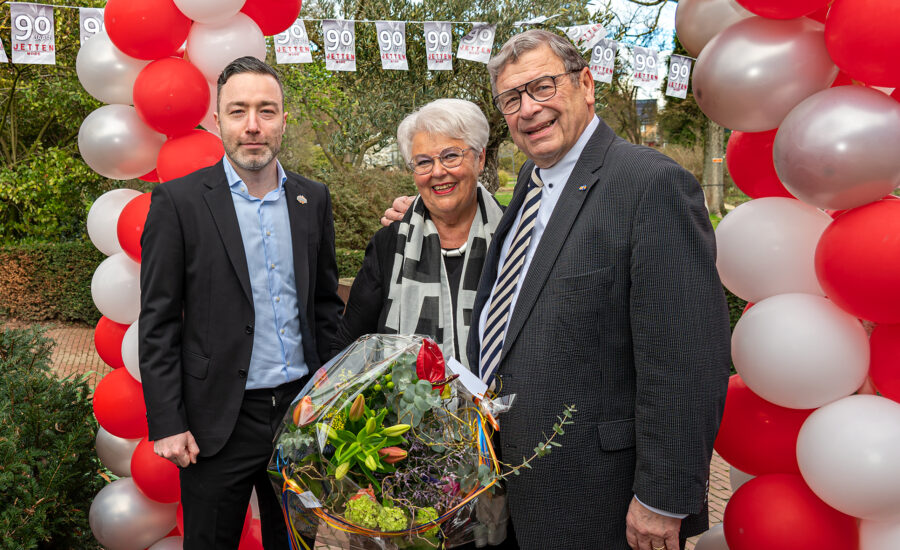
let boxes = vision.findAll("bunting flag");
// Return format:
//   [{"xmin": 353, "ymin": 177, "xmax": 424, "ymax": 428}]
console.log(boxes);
[
  {"xmin": 424, "ymin": 21, "xmax": 452, "ymax": 71},
  {"xmin": 513, "ymin": 14, "xmax": 560, "ymax": 27},
  {"xmin": 590, "ymin": 38, "xmax": 617, "ymax": 84},
  {"xmin": 78, "ymin": 7, "xmax": 104, "ymax": 45},
  {"xmin": 632, "ymin": 46, "xmax": 659, "ymax": 91},
  {"xmin": 10, "ymin": 3, "xmax": 56, "ymax": 65},
  {"xmin": 559, "ymin": 23, "xmax": 606, "ymax": 52},
  {"xmin": 376, "ymin": 21, "xmax": 408, "ymax": 71},
  {"xmin": 457, "ymin": 23, "xmax": 496, "ymax": 64},
  {"xmin": 0, "ymin": 38, "xmax": 8, "ymax": 63},
  {"xmin": 322, "ymin": 19, "xmax": 356, "ymax": 72},
  {"xmin": 665, "ymin": 54, "xmax": 693, "ymax": 99},
  {"xmin": 275, "ymin": 19, "xmax": 313, "ymax": 64}
]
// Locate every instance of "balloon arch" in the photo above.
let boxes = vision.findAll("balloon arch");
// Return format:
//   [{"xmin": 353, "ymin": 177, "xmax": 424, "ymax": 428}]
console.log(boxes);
[{"xmin": 79, "ymin": 0, "xmax": 900, "ymax": 549}]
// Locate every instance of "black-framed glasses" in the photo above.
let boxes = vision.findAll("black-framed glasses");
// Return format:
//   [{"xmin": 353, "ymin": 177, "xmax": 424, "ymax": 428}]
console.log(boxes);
[
  {"xmin": 492, "ymin": 70, "xmax": 581, "ymax": 115},
  {"xmin": 407, "ymin": 147, "xmax": 474, "ymax": 175}
]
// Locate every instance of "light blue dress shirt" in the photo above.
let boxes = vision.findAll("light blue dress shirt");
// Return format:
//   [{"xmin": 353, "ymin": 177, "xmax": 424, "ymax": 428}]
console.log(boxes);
[
  {"xmin": 224, "ymin": 157, "xmax": 307, "ymax": 389},
  {"xmin": 476, "ymin": 119, "xmax": 685, "ymax": 519}
]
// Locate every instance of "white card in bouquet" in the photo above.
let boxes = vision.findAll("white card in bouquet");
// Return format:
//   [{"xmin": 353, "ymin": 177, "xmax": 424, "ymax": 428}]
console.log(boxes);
[{"xmin": 447, "ymin": 357, "xmax": 487, "ymax": 402}]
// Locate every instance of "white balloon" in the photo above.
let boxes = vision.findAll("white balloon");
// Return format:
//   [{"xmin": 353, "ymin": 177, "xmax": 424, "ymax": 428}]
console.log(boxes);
[
  {"xmin": 122, "ymin": 320, "xmax": 141, "ymax": 383},
  {"xmin": 148, "ymin": 536, "xmax": 184, "ymax": 550},
  {"xmin": 78, "ymin": 105, "xmax": 166, "ymax": 180},
  {"xmin": 798, "ymin": 395, "xmax": 900, "ymax": 521},
  {"xmin": 89, "ymin": 478, "xmax": 177, "ymax": 550},
  {"xmin": 694, "ymin": 524, "xmax": 729, "ymax": 550},
  {"xmin": 175, "ymin": 0, "xmax": 245, "ymax": 24},
  {"xmin": 732, "ymin": 293, "xmax": 869, "ymax": 409},
  {"xmin": 91, "ymin": 253, "xmax": 142, "ymax": 325},
  {"xmin": 76, "ymin": 30, "xmax": 149, "ymax": 105},
  {"xmin": 861, "ymin": 518, "xmax": 900, "ymax": 549},
  {"xmin": 95, "ymin": 427, "xmax": 140, "ymax": 477},
  {"xmin": 729, "ymin": 465, "xmax": 754, "ymax": 493},
  {"xmin": 715, "ymin": 197, "xmax": 831, "ymax": 302},
  {"xmin": 199, "ymin": 80, "xmax": 220, "ymax": 136},
  {"xmin": 675, "ymin": 0, "xmax": 753, "ymax": 57},
  {"xmin": 186, "ymin": 13, "xmax": 266, "ymax": 82},
  {"xmin": 87, "ymin": 189, "xmax": 142, "ymax": 256}
]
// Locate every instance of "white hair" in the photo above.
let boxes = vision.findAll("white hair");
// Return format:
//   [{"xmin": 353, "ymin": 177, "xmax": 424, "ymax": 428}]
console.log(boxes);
[{"xmin": 396, "ymin": 98, "xmax": 489, "ymax": 163}]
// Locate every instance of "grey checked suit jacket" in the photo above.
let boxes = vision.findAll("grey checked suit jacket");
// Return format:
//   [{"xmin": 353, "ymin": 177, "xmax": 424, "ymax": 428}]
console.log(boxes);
[{"xmin": 467, "ymin": 120, "xmax": 731, "ymax": 549}]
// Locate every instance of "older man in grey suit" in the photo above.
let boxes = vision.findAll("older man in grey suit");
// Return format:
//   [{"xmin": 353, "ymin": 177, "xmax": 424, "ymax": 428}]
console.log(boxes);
[
  {"xmin": 385, "ymin": 30, "xmax": 730, "ymax": 550},
  {"xmin": 471, "ymin": 30, "xmax": 730, "ymax": 550}
]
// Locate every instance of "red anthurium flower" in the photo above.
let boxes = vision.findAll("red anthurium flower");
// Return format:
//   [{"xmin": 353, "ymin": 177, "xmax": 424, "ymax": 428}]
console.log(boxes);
[{"xmin": 416, "ymin": 339, "xmax": 448, "ymax": 390}]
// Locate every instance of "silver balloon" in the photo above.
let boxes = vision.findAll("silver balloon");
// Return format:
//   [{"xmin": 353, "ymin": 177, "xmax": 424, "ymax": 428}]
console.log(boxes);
[
  {"xmin": 693, "ymin": 17, "xmax": 838, "ymax": 132},
  {"xmin": 76, "ymin": 30, "xmax": 149, "ymax": 105},
  {"xmin": 729, "ymin": 464, "xmax": 754, "ymax": 492},
  {"xmin": 95, "ymin": 427, "xmax": 140, "ymax": 477},
  {"xmin": 78, "ymin": 104, "xmax": 166, "ymax": 180},
  {"xmin": 675, "ymin": 0, "xmax": 753, "ymax": 58},
  {"xmin": 774, "ymin": 86, "xmax": 900, "ymax": 210},
  {"xmin": 89, "ymin": 478, "xmax": 177, "ymax": 550},
  {"xmin": 148, "ymin": 536, "xmax": 183, "ymax": 550},
  {"xmin": 694, "ymin": 524, "xmax": 729, "ymax": 550}
]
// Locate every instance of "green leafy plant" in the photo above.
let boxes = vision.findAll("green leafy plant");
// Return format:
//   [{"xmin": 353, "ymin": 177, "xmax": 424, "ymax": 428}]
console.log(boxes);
[{"xmin": 0, "ymin": 327, "xmax": 104, "ymax": 549}]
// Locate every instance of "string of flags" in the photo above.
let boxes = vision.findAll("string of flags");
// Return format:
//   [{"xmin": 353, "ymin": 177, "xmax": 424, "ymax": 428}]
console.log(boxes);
[{"xmin": 0, "ymin": 1, "xmax": 695, "ymax": 99}]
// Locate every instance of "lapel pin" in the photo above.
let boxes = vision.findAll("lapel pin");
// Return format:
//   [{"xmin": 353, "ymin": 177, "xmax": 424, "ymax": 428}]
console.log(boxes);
[
  {"xmin": 297, "ymin": 194, "xmax": 308, "ymax": 205},
  {"xmin": 578, "ymin": 185, "xmax": 587, "ymax": 191}
]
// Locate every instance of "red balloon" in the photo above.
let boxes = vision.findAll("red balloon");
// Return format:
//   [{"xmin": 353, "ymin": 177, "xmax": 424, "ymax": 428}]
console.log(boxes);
[
  {"xmin": 714, "ymin": 376, "xmax": 814, "ymax": 475},
  {"xmin": 830, "ymin": 71, "xmax": 854, "ymax": 88},
  {"xmin": 241, "ymin": 0, "xmax": 303, "ymax": 36},
  {"xmin": 807, "ymin": 5, "xmax": 829, "ymax": 23},
  {"xmin": 892, "ymin": 88, "xmax": 900, "ymax": 103},
  {"xmin": 239, "ymin": 517, "xmax": 263, "ymax": 550},
  {"xmin": 93, "ymin": 368, "xmax": 148, "ymax": 439},
  {"xmin": 176, "ymin": 502, "xmax": 184, "ymax": 534},
  {"xmin": 94, "ymin": 316, "xmax": 129, "ymax": 369},
  {"xmin": 870, "ymin": 324, "xmax": 900, "ymax": 403},
  {"xmin": 134, "ymin": 58, "xmax": 211, "ymax": 137},
  {"xmin": 157, "ymin": 130, "xmax": 224, "ymax": 182},
  {"xmin": 815, "ymin": 199, "xmax": 900, "ymax": 323},
  {"xmin": 104, "ymin": 0, "xmax": 192, "ymax": 61},
  {"xmin": 741, "ymin": 302, "xmax": 755, "ymax": 315},
  {"xmin": 116, "ymin": 192, "xmax": 152, "ymax": 263},
  {"xmin": 735, "ymin": 0, "xmax": 829, "ymax": 19},
  {"xmin": 139, "ymin": 169, "xmax": 160, "ymax": 183},
  {"xmin": 726, "ymin": 130, "xmax": 795, "ymax": 199},
  {"xmin": 724, "ymin": 474, "xmax": 858, "ymax": 550},
  {"xmin": 131, "ymin": 437, "xmax": 181, "ymax": 503},
  {"xmin": 825, "ymin": 0, "xmax": 900, "ymax": 87}
]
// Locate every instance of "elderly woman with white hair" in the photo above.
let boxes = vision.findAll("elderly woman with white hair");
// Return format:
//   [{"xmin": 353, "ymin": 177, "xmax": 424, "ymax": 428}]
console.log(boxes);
[{"xmin": 331, "ymin": 98, "xmax": 505, "ymax": 366}]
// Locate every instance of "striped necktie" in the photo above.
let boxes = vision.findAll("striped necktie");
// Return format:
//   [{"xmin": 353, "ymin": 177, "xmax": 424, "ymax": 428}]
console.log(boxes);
[{"xmin": 480, "ymin": 167, "xmax": 544, "ymax": 384}]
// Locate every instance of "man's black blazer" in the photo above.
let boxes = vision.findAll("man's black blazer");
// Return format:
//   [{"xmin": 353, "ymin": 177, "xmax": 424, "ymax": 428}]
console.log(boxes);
[{"xmin": 139, "ymin": 160, "xmax": 344, "ymax": 457}]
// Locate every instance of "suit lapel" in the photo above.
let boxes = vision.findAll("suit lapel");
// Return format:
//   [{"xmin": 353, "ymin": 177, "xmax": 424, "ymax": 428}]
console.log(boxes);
[
  {"xmin": 203, "ymin": 160, "xmax": 253, "ymax": 304},
  {"xmin": 284, "ymin": 176, "xmax": 310, "ymax": 310},
  {"xmin": 498, "ymin": 123, "xmax": 615, "ymax": 365}
]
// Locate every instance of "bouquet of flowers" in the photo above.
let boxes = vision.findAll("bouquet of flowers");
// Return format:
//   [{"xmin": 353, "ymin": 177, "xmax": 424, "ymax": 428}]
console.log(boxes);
[{"xmin": 270, "ymin": 335, "xmax": 509, "ymax": 550}]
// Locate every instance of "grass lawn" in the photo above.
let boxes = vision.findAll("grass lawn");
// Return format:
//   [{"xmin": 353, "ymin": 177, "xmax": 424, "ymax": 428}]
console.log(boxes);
[{"xmin": 495, "ymin": 190, "xmax": 513, "ymax": 206}]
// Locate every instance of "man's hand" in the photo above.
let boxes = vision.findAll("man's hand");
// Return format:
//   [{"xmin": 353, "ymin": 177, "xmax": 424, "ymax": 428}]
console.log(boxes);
[
  {"xmin": 625, "ymin": 497, "xmax": 682, "ymax": 550},
  {"xmin": 380, "ymin": 195, "xmax": 414, "ymax": 227},
  {"xmin": 153, "ymin": 431, "xmax": 200, "ymax": 468}
]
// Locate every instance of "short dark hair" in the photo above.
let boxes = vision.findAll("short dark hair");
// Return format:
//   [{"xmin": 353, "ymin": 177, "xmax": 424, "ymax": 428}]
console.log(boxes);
[{"xmin": 216, "ymin": 56, "xmax": 284, "ymax": 112}]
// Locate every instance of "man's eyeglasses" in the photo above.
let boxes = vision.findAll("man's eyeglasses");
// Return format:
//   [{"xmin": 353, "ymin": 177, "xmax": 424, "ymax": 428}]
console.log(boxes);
[
  {"xmin": 492, "ymin": 70, "xmax": 581, "ymax": 115},
  {"xmin": 407, "ymin": 147, "xmax": 474, "ymax": 175}
]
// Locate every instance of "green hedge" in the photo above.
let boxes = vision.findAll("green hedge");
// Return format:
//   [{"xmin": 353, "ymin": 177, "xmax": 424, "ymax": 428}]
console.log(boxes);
[
  {"xmin": 0, "ymin": 240, "xmax": 105, "ymax": 324},
  {"xmin": 0, "ymin": 327, "xmax": 104, "ymax": 549}
]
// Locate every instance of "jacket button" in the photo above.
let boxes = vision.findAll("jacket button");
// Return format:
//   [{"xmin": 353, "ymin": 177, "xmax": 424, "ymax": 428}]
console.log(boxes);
[
  {"xmin": 238, "ymin": 369, "xmax": 247, "ymax": 378},
  {"xmin": 245, "ymin": 325, "xmax": 254, "ymax": 334}
]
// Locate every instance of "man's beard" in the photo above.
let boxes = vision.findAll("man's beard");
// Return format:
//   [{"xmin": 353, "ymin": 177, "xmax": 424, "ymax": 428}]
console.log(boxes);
[{"xmin": 226, "ymin": 141, "xmax": 280, "ymax": 172}]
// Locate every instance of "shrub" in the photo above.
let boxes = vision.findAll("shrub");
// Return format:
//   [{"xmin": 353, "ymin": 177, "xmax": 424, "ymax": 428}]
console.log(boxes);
[
  {"xmin": 0, "ymin": 148, "xmax": 115, "ymax": 244},
  {"xmin": 725, "ymin": 288, "xmax": 748, "ymax": 332},
  {"xmin": 323, "ymin": 168, "xmax": 416, "ymax": 251},
  {"xmin": 336, "ymin": 247, "xmax": 365, "ymax": 279},
  {"xmin": 0, "ymin": 327, "xmax": 104, "ymax": 549},
  {"xmin": 0, "ymin": 241, "xmax": 104, "ymax": 324}
]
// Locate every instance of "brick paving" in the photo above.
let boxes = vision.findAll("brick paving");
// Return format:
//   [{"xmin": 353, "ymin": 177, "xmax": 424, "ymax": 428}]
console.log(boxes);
[{"xmin": 1, "ymin": 318, "xmax": 733, "ymax": 547}]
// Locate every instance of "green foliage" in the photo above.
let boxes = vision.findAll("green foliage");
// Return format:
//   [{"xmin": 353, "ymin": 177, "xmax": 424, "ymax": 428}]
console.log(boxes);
[
  {"xmin": 0, "ymin": 327, "xmax": 104, "ymax": 549},
  {"xmin": 725, "ymin": 288, "xmax": 748, "ymax": 333},
  {"xmin": 0, "ymin": 148, "xmax": 112, "ymax": 242},
  {"xmin": 0, "ymin": 240, "xmax": 104, "ymax": 324},
  {"xmin": 336, "ymin": 247, "xmax": 366, "ymax": 279},
  {"xmin": 322, "ymin": 168, "xmax": 416, "ymax": 251}
]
